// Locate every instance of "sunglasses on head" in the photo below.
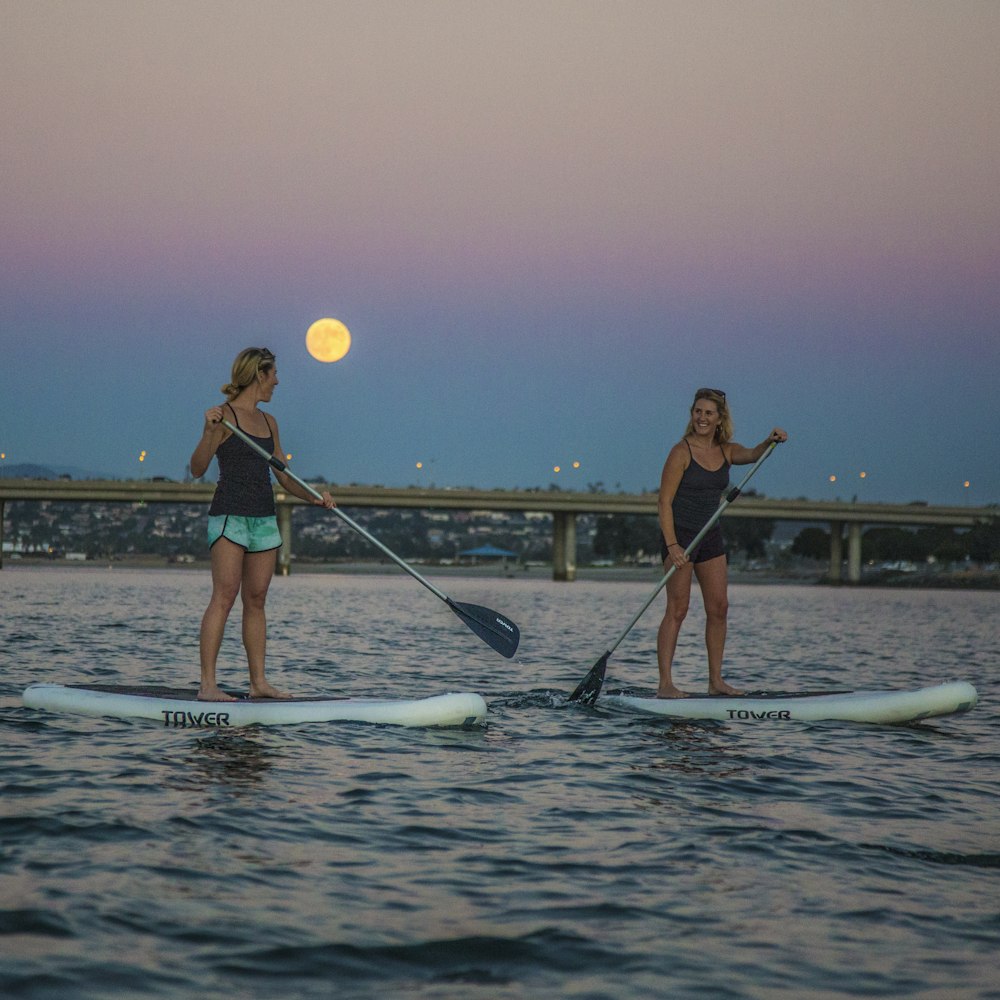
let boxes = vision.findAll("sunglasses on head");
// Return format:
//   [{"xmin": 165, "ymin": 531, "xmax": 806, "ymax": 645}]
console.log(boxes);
[{"xmin": 696, "ymin": 387, "xmax": 725, "ymax": 400}]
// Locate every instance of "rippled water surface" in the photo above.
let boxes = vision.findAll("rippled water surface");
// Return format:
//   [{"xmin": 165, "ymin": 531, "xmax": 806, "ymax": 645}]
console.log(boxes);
[{"xmin": 2, "ymin": 567, "xmax": 998, "ymax": 999}]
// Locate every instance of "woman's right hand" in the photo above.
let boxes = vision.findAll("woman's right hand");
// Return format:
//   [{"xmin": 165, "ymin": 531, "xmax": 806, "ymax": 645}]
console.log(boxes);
[
  {"xmin": 665, "ymin": 542, "xmax": 689, "ymax": 569},
  {"xmin": 203, "ymin": 406, "xmax": 224, "ymax": 431}
]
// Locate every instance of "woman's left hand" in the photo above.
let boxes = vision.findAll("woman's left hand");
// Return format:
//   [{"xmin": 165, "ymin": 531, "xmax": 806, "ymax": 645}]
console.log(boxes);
[
  {"xmin": 313, "ymin": 491, "xmax": 336, "ymax": 509},
  {"xmin": 768, "ymin": 428, "xmax": 789, "ymax": 444}
]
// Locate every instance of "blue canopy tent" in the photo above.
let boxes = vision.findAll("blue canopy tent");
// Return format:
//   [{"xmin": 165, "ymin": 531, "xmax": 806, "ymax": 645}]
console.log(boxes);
[{"xmin": 459, "ymin": 543, "xmax": 518, "ymax": 563}]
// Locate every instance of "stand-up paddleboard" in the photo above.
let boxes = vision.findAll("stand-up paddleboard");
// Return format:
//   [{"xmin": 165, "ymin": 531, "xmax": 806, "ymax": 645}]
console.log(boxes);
[
  {"xmin": 600, "ymin": 681, "xmax": 977, "ymax": 725},
  {"xmin": 22, "ymin": 683, "xmax": 488, "ymax": 730}
]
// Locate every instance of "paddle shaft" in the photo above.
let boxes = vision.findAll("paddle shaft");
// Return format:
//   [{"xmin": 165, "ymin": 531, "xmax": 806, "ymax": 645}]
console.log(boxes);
[
  {"xmin": 221, "ymin": 419, "xmax": 451, "ymax": 601},
  {"xmin": 218, "ymin": 421, "xmax": 515, "ymax": 652},
  {"xmin": 220, "ymin": 419, "xmax": 520, "ymax": 657},
  {"xmin": 603, "ymin": 439, "xmax": 779, "ymax": 657},
  {"xmin": 569, "ymin": 440, "xmax": 781, "ymax": 699}
]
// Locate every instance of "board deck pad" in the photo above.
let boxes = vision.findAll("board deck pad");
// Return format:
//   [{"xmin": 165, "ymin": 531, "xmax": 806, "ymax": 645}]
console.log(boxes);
[{"xmin": 58, "ymin": 684, "xmax": 354, "ymax": 702}]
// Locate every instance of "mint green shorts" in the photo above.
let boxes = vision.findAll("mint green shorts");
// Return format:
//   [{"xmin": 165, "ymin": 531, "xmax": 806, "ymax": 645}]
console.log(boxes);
[{"xmin": 207, "ymin": 514, "xmax": 282, "ymax": 553}]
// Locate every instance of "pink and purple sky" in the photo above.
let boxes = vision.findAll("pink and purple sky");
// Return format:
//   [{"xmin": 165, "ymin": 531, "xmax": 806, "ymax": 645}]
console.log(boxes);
[{"xmin": 2, "ymin": 1, "xmax": 997, "ymax": 504}]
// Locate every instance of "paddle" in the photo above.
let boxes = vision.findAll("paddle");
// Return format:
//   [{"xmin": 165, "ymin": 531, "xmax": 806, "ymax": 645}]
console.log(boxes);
[
  {"xmin": 220, "ymin": 419, "xmax": 520, "ymax": 659},
  {"xmin": 568, "ymin": 440, "xmax": 780, "ymax": 704}
]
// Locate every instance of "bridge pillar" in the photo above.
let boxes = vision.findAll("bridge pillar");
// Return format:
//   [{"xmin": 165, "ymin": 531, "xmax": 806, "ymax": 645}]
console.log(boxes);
[
  {"xmin": 552, "ymin": 511, "xmax": 577, "ymax": 581},
  {"xmin": 847, "ymin": 522, "xmax": 863, "ymax": 583},
  {"xmin": 828, "ymin": 521, "xmax": 844, "ymax": 582},
  {"xmin": 0, "ymin": 499, "xmax": 5, "ymax": 570},
  {"xmin": 277, "ymin": 500, "xmax": 293, "ymax": 575}
]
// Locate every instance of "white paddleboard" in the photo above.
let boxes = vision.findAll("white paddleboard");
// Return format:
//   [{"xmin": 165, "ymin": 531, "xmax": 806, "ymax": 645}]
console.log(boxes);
[
  {"xmin": 22, "ymin": 683, "xmax": 488, "ymax": 730},
  {"xmin": 601, "ymin": 681, "xmax": 978, "ymax": 725}
]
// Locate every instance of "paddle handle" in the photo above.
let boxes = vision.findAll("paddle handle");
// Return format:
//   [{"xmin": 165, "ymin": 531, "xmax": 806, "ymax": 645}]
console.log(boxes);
[{"xmin": 220, "ymin": 419, "xmax": 451, "ymax": 602}]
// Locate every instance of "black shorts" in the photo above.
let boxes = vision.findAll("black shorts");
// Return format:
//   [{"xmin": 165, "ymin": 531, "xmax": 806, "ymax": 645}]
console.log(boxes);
[{"xmin": 660, "ymin": 522, "xmax": 727, "ymax": 564}]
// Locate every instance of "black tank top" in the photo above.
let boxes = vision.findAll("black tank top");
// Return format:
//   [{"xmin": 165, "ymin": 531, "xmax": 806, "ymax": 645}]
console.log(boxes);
[
  {"xmin": 671, "ymin": 440, "xmax": 729, "ymax": 531},
  {"xmin": 208, "ymin": 404, "xmax": 276, "ymax": 517}
]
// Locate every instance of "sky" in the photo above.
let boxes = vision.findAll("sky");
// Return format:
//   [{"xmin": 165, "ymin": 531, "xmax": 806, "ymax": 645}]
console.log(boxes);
[{"xmin": 2, "ymin": 0, "xmax": 998, "ymax": 505}]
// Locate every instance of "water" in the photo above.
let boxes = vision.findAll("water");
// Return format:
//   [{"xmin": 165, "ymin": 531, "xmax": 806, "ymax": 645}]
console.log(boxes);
[{"xmin": 2, "ymin": 567, "xmax": 998, "ymax": 999}]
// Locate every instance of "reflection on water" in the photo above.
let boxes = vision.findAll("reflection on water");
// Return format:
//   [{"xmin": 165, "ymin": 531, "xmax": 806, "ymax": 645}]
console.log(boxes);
[
  {"xmin": 179, "ymin": 731, "xmax": 281, "ymax": 790},
  {"xmin": 630, "ymin": 723, "xmax": 752, "ymax": 779}
]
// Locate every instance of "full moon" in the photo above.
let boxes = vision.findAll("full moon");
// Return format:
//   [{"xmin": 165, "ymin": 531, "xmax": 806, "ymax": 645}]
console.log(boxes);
[{"xmin": 306, "ymin": 318, "xmax": 351, "ymax": 363}]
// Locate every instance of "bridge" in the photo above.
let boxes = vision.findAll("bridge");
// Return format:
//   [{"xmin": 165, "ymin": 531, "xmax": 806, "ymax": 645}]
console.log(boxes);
[{"xmin": 0, "ymin": 477, "xmax": 993, "ymax": 582}]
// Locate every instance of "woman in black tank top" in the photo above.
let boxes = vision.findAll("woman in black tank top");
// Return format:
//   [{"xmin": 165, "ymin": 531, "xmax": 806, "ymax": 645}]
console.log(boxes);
[
  {"xmin": 190, "ymin": 348, "xmax": 335, "ymax": 702},
  {"xmin": 656, "ymin": 388, "xmax": 787, "ymax": 699}
]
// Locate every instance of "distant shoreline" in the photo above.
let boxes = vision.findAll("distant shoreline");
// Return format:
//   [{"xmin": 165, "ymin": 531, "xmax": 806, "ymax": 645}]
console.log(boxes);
[{"xmin": 3, "ymin": 555, "xmax": 997, "ymax": 589}]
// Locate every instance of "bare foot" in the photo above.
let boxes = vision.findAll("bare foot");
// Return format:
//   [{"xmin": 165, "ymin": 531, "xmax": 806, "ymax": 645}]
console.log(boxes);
[
  {"xmin": 656, "ymin": 685, "xmax": 690, "ymax": 699},
  {"xmin": 249, "ymin": 682, "xmax": 291, "ymax": 700},
  {"xmin": 708, "ymin": 681, "xmax": 744, "ymax": 696},
  {"xmin": 198, "ymin": 686, "xmax": 238, "ymax": 702}
]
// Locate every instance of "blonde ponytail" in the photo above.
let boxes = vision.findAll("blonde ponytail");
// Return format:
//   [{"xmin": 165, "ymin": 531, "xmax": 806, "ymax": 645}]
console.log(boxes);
[{"xmin": 221, "ymin": 347, "xmax": 276, "ymax": 401}]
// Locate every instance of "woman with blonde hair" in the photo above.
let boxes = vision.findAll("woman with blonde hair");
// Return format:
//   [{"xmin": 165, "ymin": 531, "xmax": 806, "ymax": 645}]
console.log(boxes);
[
  {"xmin": 657, "ymin": 388, "xmax": 787, "ymax": 698},
  {"xmin": 190, "ymin": 347, "xmax": 334, "ymax": 701}
]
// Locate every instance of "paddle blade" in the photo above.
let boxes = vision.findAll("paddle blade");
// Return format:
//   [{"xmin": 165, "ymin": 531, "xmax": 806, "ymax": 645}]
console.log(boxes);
[
  {"xmin": 568, "ymin": 652, "xmax": 610, "ymax": 705},
  {"xmin": 448, "ymin": 600, "xmax": 520, "ymax": 659}
]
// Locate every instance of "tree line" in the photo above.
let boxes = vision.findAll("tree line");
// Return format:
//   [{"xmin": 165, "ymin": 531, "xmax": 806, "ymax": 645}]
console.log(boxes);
[
  {"xmin": 593, "ymin": 515, "xmax": 999, "ymax": 566},
  {"xmin": 6, "ymin": 497, "xmax": 997, "ymax": 567},
  {"xmin": 791, "ymin": 520, "xmax": 1000, "ymax": 565}
]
